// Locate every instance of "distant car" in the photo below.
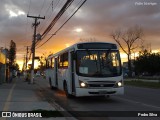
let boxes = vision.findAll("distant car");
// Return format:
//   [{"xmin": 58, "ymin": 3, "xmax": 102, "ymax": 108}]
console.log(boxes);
[
  {"xmin": 40, "ymin": 71, "xmax": 46, "ymax": 77},
  {"xmin": 41, "ymin": 72, "xmax": 44, "ymax": 76},
  {"xmin": 12, "ymin": 70, "xmax": 17, "ymax": 77},
  {"xmin": 124, "ymin": 73, "xmax": 128, "ymax": 77}
]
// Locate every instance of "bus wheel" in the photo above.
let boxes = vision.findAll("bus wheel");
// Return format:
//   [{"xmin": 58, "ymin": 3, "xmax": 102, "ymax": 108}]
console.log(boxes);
[
  {"xmin": 64, "ymin": 83, "xmax": 72, "ymax": 98},
  {"xmin": 49, "ymin": 78, "xmax": 53, "ymax": 89}
]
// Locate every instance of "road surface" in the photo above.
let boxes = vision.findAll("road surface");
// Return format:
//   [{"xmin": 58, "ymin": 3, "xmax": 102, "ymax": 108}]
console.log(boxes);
[{"xmin": 35, "ymin": 77, "xmax": 160, "ymax": 120}]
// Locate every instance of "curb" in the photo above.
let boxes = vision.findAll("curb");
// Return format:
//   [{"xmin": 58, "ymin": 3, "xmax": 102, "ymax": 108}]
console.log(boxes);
[{"xmin": 34, "ymin": 78, "xmax": 78, "ymax": 120}]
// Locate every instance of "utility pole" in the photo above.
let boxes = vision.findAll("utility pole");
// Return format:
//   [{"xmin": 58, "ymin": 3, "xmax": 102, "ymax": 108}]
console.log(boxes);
[
  {"xmin": 27, "ymin": 15, "xmax": 45, "ymax": 84},
  {"xmin": 25, "ymin": 46, "xmax": 29, "ymax": 70},
  {"xmin": 22, "ymin": 55, "xmax": 26, "ymax": 72}
]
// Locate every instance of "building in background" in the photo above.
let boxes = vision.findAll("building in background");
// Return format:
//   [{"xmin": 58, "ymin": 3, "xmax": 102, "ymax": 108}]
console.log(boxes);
[
  {"xmin": 0, "ymin": 48, "xmax": 9, "ymax": 83},
  {"xmin": 0, "ymin": 51, "xmax": 6, "ymax": 83}
]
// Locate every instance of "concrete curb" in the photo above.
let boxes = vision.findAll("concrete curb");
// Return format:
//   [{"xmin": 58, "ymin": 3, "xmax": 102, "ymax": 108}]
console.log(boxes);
[{"xmin": 34, "ymin": 77, "xmax": 78, "ymax": 120}]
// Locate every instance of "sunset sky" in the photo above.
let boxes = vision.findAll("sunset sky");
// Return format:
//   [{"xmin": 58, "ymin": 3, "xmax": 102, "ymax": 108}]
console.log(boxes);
[{"xmin": 0, "ymin": 0, "xmax": 159, "ymax": 70}]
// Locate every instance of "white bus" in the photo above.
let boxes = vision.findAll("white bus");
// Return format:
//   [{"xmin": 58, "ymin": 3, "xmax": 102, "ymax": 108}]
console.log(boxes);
[{"xmin": 46, "ymin": 42, "xmax": 124, "ymax": 97}]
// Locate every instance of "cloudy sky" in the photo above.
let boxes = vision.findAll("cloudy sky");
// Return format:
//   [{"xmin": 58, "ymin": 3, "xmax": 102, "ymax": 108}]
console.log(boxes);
[{"xmin": 0, "ymin": 0, "xmax": 159, "ymax": 69}]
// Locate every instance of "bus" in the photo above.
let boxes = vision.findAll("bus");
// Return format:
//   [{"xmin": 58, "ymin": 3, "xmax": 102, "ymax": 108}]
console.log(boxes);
[{"xmin": 46, "ymin": 42, "xmax": 124, "ymax": 97}]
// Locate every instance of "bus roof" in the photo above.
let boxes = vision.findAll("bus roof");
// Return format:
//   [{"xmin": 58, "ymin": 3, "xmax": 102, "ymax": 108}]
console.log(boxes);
[{"xmin": 47, "ymin": 42, "xmax": 118, "ymax": 59}]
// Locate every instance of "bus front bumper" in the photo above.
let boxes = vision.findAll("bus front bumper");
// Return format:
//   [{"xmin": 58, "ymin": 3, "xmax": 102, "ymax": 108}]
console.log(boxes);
[{"xmin": 75, "ymin": 87, "xmax": 124, "ymax": 97}]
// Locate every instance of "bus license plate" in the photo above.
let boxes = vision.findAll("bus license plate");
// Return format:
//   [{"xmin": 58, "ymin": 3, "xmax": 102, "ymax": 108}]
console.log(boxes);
[{"xmin": 99, "ymin": 90, "xmax": 107, "ymax": 94}]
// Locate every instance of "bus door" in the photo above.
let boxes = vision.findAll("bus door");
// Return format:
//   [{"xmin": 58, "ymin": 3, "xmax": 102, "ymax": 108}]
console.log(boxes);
[
  {"xmin": 70, "ymin": 51, "xmax": 75, "ymax": 93},
  {"xmin": 55, "ymin": 58, "xmax": 58, "ymax": 87}
]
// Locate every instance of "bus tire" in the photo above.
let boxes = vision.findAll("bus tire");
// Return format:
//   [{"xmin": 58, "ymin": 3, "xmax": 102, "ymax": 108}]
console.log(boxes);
[
  {"xmin": 49, "ymin": 78, "xmax": 53, "ymax": 89},
  {"xmin": 64, "ymin": 82, "xmax": 73, "ymax": 98}
]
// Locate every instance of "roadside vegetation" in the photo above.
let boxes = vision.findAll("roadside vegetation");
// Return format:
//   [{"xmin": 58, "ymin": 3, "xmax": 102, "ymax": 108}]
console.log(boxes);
[
  {"xmin": 134, "ymin": 50, "xmax": 160, "ymax": 76},
  {"xmin": 124, "ymin": 76, "xmax": 160, "ymax": 80},
  {"xmin": 124, "ymin": 80, "xmax": 160, "ymax": 89},
  {"xmin": 124, "ymin": 49, "xmax": 160, "ymax": 89}
]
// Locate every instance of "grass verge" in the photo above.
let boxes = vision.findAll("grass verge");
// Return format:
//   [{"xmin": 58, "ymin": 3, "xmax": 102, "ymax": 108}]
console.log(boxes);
[{"xmin": 124, "ymin": 80, "xmax": 160, "ymax": 89}]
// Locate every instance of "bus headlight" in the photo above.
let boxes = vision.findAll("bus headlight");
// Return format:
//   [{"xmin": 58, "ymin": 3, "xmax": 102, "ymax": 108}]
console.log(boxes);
[
  {"xmin": 118, "ymin": 82, "xmax": 122, "ymax": 87},
  {"xmin": 114, "ymin": 80, "xmax": 123, "ymax": 87},
  {"xmin": 79, "ymin": 80, "xmax": 88, "ymax": 88}
]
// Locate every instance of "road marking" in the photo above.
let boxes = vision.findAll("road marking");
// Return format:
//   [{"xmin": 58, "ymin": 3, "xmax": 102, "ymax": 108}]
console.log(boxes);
[
  {"xmin": 2, "ymin": 81, "xmax": 16, "ymax": 120},
  {"xmin": 114, "ymin": 96, "xmax": 140, "ymax": 104},
  {"xmin": 114, "ymin": 96, "xmax": 160, "ymax": 109},
  {"xmin": 142, "ymin": 103, "xmax": 160, "ymax": 109}
]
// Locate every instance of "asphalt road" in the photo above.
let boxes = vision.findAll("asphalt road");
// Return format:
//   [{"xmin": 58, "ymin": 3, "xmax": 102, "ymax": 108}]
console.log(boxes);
[{"xmin": 35, "ymin": 77, "xmax": 160, "ymax": 120}]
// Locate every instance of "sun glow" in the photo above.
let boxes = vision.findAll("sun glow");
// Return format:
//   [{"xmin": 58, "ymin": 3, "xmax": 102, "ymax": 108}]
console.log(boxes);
[
  {"xmin": 17, "ymin": 60, "xmax": 23, "ymax": 70},
  {"xmin": 75, "ymin": 28, "xmax": 83, "ymax": 33},
  {"xmin": 27, "ymin": 60, "xmax": 40, "ymax": 69},
  {"xmin": 65, "ymin": 44, "xmax": 70, "ymax": 48},
  {"xmin": 17, "ymin": 60, "xmax": 40, "ymax": 71}
]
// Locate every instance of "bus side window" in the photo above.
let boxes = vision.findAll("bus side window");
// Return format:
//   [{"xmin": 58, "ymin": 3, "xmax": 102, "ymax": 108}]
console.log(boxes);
[
  {"xmin": 47, "ymin": 59, "xmax": 52, "ymax": 68},
  {"xmin": 58, "ymin": 55, "xmax": 63, "ymax": 68},
  {"xmin": 63, "ymin": 52, "xmax": 68, "ymax": 68},
  {"xmin": 58, "ymin": 53, "xmax": 68, "ymax": 68},
  {"xmin": 51, "ymin": 58, "xmax": 54, "ymax": 68}
]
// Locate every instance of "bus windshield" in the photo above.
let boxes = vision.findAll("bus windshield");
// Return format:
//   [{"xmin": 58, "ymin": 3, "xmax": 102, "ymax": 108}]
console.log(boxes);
[{"xmin": 76, "ymin": 50, "xmax": 122, "ymax": 77}]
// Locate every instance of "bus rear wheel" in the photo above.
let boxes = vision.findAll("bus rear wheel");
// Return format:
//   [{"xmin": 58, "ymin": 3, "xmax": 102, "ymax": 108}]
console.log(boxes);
[
  {"xmin": 49, "ymin": 78, "xmax": 53, "ymax": 89},
  {"xmin": 64, "ymin": 82, "xmax": 73, "ymax": 98}
]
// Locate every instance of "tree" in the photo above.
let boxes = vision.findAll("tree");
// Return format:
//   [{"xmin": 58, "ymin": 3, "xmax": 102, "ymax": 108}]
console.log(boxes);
[
  {"xmin": 9, "ymin": 40, "xmax": 16, "ymax": 69},
  {"xmin": 111, "ymin": 25, "xmax": 143, "ymax": 77},
  {"xmin": 135, "ymin": 51, "xmax": 160, "ymax": 75},
  {"xmin": 12, "ymin": 63, "xmax": 19, "ymax": 71},
  {"xmin": 37, "ymin": 56, "xmax": 46, "ymax": 71}
]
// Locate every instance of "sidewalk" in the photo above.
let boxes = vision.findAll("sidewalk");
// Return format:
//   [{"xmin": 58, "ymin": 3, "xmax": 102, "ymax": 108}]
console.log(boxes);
[{"xmin": 0, "ymin": 76, "xmax": 68, "ymax": 120}]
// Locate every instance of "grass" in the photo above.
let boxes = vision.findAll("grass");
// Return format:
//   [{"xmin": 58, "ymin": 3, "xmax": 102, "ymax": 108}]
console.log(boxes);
[
  {"xmin": 124, "ymin": 80, "xmax": 160, "ymax": 89},
  {"xmin": 29, "ymin": 109, "xmax": 64, "ymax": 117},
  {"xmin": 124, "ymin": 76, "xmax": 160, "ymax": 80}
]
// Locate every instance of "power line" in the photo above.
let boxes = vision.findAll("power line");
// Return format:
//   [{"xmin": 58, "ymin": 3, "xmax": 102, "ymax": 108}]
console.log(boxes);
[
  {"xmin": 37, "ymin": 0, "xmax": 61, "ymax": 33},
  {"xmin": 35, "ymin": 0, "xmax": 72, "ymax": 48},
  {"xmin": 28, "ymin": 0, "xmax": 32, "ymax": 14},
  {"xmin": 41, "ymin": 0, "xmax": 74, "ymax": 39},
  {"xmin": 36, "ymin": 0, "xmax": 87, "ymax": 49},
  {"xmin": 39, "ymin": 0, "xmax": 46, "ymax": 16},
  {"xmin": 59, "ymin": 0, "xmax": 84, "ymax": 30},
  {"xmin": 37, "ymin": 0, "xmax": 53, "ymax": 33},
  {"xmin": 24, "ymin": 0, "xmax": 33, "ymax": 45},
  {"xmin": 36, "ymin": 34, "xmax": 55, "ymax": 49},
  {"xmin": 55, "ymin": 0, "xmax": 86, "ymax": 35},
  {"xmin": 36, "ymin": 0, "xmax": 63, "ymax": 47}
]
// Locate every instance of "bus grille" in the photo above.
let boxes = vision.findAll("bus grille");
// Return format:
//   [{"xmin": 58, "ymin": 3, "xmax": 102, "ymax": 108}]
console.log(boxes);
[{"xmin": 88, "ymin": 81, "xmax": 115, "ymax": 88}]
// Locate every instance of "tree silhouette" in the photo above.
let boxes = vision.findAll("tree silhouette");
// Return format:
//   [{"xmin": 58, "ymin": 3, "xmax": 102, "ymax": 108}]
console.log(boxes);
[
  {"xmin": 111, "ymin": 25, "xmax": 143, "ymax": 77},
  {"xmin": 135, "ymin": 50, "xmax": 160, "ymax": 75},
  {"xmin": 9, "ymin": 40, "xmax": 16, "ymax": 69}
]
